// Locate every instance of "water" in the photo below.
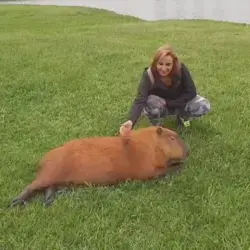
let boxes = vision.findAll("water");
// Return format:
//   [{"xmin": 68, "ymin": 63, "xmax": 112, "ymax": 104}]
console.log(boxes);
[{"xmin": 1, "ymin": 0, "xmax": 250, "ymax": 24}]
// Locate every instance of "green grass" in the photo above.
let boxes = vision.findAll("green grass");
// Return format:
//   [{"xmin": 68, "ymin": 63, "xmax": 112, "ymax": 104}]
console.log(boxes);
[{"xmin": 1, "ymin": 4, "xmax": 250, "ymax": 249}]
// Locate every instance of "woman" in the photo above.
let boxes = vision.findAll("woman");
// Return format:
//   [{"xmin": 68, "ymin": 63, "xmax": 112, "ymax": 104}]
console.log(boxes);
[{"xmin": 119, "ymin": 44, "xmax": 211, "ymax": 134}]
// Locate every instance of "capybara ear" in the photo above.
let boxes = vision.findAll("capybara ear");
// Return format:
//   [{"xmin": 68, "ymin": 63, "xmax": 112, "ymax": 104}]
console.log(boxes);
[{"xmin": 156, "ymin": 126, "xmax": 163, "ymax": 136}]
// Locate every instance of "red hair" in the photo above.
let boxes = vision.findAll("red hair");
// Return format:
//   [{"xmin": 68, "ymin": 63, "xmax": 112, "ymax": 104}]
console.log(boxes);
[{"xmin": 150, "ymin": 44, "xmax": 181, "ymax": 78}]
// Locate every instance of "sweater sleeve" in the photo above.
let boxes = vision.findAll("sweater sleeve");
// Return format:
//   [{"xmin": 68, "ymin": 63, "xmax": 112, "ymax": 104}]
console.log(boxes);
[
  {"xmin": 167, "ymin": 63, "xmax": 197, "ymax": 108},
  {"xmin": 127, "ymin": 70, "xmax": 152, "ymax": 126}
]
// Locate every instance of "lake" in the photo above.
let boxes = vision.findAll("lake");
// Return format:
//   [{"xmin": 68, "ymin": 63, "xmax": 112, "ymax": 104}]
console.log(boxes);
[{"xmin": 1, "ymin": 0, "xmax": 250, "ymax": 24}]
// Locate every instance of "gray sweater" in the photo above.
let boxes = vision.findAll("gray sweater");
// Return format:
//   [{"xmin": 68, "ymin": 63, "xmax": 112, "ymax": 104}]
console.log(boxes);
[{"xmin": 128, "ymin": 62, "xmax": 197, "ymax": 125}]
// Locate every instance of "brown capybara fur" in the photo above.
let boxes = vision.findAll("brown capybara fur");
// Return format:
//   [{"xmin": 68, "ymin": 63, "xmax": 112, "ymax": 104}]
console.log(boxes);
[{"xmin": 10, "ymin": 126, "xmax": 189, "ymax": 207}]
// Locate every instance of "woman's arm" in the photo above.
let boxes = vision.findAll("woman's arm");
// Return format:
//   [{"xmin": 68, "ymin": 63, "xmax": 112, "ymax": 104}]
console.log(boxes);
[{"xmin": 127, "ymin": 70, "xmax": 152, "ymax": 126}]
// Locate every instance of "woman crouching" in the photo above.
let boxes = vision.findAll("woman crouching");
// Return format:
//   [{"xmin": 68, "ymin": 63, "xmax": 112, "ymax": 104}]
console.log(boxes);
[{"xmin": 120, "ymin": 44, "xmax": 211, "ymax": 131}]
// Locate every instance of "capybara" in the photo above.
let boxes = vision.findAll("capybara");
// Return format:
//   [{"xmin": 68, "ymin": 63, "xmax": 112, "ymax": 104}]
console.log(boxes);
[{"xmin": 10, "ymin": 125, "xmax": 190, "ymax": 207}]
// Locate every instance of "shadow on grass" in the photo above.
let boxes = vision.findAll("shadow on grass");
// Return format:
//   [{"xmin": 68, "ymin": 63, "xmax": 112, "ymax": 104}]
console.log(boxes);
[{"xmin": 5, "ymin": 160, "xmax": 188, "ymax": 210}]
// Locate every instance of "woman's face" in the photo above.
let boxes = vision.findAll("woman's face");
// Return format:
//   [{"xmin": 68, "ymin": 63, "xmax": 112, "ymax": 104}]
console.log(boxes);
[{"xmin": 156, "ymin": 54, "xmax": 174, "ymax": 77}]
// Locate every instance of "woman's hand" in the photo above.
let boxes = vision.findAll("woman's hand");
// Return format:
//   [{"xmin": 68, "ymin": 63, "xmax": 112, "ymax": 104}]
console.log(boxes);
[{"xmin": 119, "ymin": 120, "xmax": 133, "ymax": 136}]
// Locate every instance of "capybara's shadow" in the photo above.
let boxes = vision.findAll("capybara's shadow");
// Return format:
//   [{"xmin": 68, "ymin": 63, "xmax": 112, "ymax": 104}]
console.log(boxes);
[
  {"xmin": 44, "ymin": 164, "xmax": 186, "ymax": 206},
  {"xmin": 7, "ymin": 161, "xmax": 187, "ymax": 209}
]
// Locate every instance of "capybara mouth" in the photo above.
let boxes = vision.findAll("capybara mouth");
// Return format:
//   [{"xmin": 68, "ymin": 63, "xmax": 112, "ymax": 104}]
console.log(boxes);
[{"xmin": 167, "ymin": 159, "xmax": 186, "ymax": 168}]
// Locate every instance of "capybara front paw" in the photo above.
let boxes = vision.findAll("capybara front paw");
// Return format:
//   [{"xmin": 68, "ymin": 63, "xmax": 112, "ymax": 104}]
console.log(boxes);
[
  {"xmin": 43, "ymin": 187, "xmax": 56, "ymax": 207},
  {"xmin": 43, "ymin": 197, "xmax": 55, "ymax": 207}
]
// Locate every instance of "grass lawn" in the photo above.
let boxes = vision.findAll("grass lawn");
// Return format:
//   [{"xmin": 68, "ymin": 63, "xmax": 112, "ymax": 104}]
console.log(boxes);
[{"xmin": 1, "ymin": 4, "xmax": 250, "ymax": 249}]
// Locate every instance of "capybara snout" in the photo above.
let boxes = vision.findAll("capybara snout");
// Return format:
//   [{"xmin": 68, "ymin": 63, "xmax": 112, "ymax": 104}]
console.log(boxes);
[
  {"xmin": 169, "ymin": 133, "xmax": 190, "ymax": 160},
  {"xmin": 156, "ymin": 127, "xmax": 190, "ymax": 162},
  {"xmin": 10, "ymin": 125, "xmax": 190, "ymax": 207}
]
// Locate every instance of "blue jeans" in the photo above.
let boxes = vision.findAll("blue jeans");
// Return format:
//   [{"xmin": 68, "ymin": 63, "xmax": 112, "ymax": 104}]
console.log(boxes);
[{"xmin": 143, "ymin": 94, "xmax": 211, "ymax": 125}]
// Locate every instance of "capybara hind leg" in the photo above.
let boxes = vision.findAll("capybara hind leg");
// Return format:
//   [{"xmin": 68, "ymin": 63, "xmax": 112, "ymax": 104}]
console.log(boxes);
[
  {"xmin": 10, "ymin": 179, "xmax": 54, "ymax": 208},
  {"xmin": 10, "ymin": 187, "xmax": 36, "ymax": 208},
  {"xmin": 44, "ymin": 186, "xmax": 57, "ymax": 207}
]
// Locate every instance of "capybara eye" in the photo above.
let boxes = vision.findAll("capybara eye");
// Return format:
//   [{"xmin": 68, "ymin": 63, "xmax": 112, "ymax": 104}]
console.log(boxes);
[{"xmin": 169, "ymin": 136, "xmax": 175, "ymax": 140}]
